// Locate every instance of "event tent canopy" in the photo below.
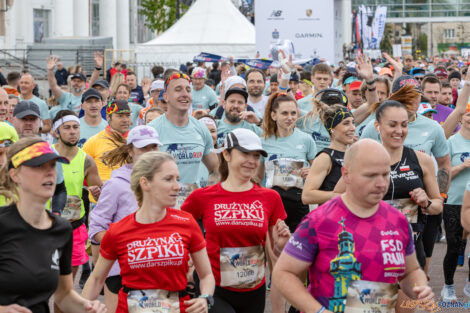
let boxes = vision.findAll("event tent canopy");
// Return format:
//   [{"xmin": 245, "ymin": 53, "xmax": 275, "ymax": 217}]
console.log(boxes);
[{"xmin": 136, "ymin": 0, "xmax": 256, "ymax": 66}]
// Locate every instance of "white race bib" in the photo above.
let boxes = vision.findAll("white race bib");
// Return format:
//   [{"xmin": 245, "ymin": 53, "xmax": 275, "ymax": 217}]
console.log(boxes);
[
  {"xmin": 345, "ymin": 280, "xmax": 398, "ymax": 313},
  {"xmin": 267, "ymin": 158, "xmax": 304, "ymax": 190},
  {"xmin": 127, "ymin": 289, "xmax": 180, "ymax": 313},
  {"xmin": 385, "ymin": 199, "xmax": 418, "ymax": 224},
  {"xmin": 175, "ymin": 183, "xmax": 198, "ymax": 210},
  {"xmin": 61, "ymin": 195, "xmax": 82, "ymax": 222},
  {"xmin": 219, "ymin": 245, "xmax": 265, "ymax": 289}
]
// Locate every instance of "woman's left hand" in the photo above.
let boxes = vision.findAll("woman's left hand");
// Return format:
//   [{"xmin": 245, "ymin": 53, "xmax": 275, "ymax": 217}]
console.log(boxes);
[
  {"xmin": 84, "ymin": 300, "xmax": 107, "ymax": 313},
  {"xmin": 184, "ymin": 297, "xmax": 208, "ymax": 313}
]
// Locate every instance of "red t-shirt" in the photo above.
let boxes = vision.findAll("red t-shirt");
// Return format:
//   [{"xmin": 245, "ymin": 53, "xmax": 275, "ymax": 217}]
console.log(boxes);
[
  {"xmin": 181, "ymin": 183, "xmax": 287, "ymax": 292},
  {"xmin": 100, "ymin": 208, "xmax": 206, "ymax": 313}
]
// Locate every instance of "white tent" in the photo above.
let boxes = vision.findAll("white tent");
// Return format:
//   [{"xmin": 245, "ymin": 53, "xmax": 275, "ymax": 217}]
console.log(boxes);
[{"xmin": 136, "ymin": 0, "xmax": 256, "ymax": 67}]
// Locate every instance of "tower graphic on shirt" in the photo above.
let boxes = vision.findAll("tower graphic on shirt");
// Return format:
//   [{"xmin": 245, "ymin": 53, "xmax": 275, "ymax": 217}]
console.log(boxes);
[{"xmin": 328, "ymin": 217, "xmax": 362, "ymax": 313}]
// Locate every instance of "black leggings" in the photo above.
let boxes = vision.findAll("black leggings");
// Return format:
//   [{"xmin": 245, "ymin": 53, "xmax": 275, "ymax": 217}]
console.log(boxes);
[
  {"xmin": 422, "ymin": 213, "xmax": 442, "ymax": 258},
  {"xmin": 272, "ymin": 187, "xmax": 309, "ymax": 233},
  {"xmin": 443, "ymin": 204, "xmax": 468, "ymax": 285},
  {"xmin": 209, "ymin": 284, "xmax": 266, "ymax": 313},
  {"xmin": 414, "ymin": 232, "xmax": 426, "ymax": 269}
]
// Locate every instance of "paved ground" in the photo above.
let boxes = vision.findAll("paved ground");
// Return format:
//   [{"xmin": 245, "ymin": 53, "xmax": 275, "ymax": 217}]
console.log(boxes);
[{"xmin": 62, "ymin": 239, "xmax": 469, "ymax": 313}]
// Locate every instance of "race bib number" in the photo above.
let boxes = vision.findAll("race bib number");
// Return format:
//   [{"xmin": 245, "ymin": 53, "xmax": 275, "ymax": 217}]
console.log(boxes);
[
  {"xmin": 127, "ymin": 289, "xmax": 180, "ymax": 313},
  {"xmin": 267, "ymin": 159, "xmax": 304, "ymax": 189},
  {"xmin": 220, "ymin": 245, "xmax": 265, "ymax": 289},
  {"xmin": 345, "ymin": 280, "xmax": 398, "ymax": 313},
  {"xmin": 175, "ymin": 183, "xmax": 198, "ymax": 210},
  {"xmin": 385, "ymin": 199, "xmax": 418, "ymax": 224},
  {"xmin": 61, "ymin": 195, "xmax": 82, "ymax": 221}
]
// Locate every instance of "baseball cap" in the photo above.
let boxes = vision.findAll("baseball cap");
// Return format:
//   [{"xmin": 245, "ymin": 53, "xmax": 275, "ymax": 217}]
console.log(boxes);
[
  {"xmin": 127, "ymin": 125, "xmax": 162, "ymax": 148},
  {"xmin": 13, "ymin": 100, "xmax": 40, "ymax": 119},
  {"xmin": 343, "ymin": 76, "xmax": 359, "ymax": 85},
  {"xmin": 81, "ymin": 88, "xmax": 102, "ymax": 102},
  {"xmin": 379, "ymin": 67, "xmax": 393, "ymax": 77},
  {"xmin": 225, "ymin": 75, "xmax": 247, "ymax": 90},
  {"xmin": 0, "ymin": 122, "xmax": 19, "ymax": 147},
  {"xmin": 213, "ymin": 128, "xmax": 267, "ymax": 157},
  {"xmin": 315, "ymin": 88, "xmax": 348, "ymax": 107},
  {"xmin": 289, "ymin": 72, "xmax": 299, "ymax": 82},
  {"xmin": 92, "ymin": 79, "xmax": 110, "ymax": 89},
  {"xmin": 349, "ymin": 80, "xmax": 362, "ymax": 91},
  {"xmin": 9, "ymin": 140, "xmax": 69, "ymax": 169},
  {"xmin": 417, "ymin": 102, "xmax": 437, "ymax": 115},
  {"xmin": 410, "ymin": 67, "xmax": 425, "ymax": 77},
  {"xmin": 434, "ymin": 67, "xmax": 448, "ymax": 78},
  {"xmin": 150, "ymin": 80, "xmax": 164, "ymax": 92},
  {"xmin": 224, "ymin": 87, "xmax": 248, "ymax": 101},
  {"xmin": 106, "ymin": 100, "xmax": 130, "ymax": 116},
  {"xmin": 391, "ymin": 75, "xmax": 421, "ymax": 93},
  {"xmin": 70, "ymin": 73, "xmax": 86, "ymax": 81}
]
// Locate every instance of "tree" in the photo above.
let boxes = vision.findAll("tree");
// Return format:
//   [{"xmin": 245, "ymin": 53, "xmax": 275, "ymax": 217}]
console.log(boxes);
[
  {"xmin": 380, "ymin": 24, "xmax": 393, "ymax": 54},
  {"xmin": 139, "ymin": 0, "xmax": 191, "ymax": 33},
  {"xmin": 415, "ymin": 33, "xmax": 427, "ymax": 57}
]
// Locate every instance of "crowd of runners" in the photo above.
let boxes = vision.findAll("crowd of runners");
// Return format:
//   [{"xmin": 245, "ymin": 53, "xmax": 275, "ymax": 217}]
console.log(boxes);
[{"xmin": 1, "ymin": 50, "xmax": 470, "ymax": 313}]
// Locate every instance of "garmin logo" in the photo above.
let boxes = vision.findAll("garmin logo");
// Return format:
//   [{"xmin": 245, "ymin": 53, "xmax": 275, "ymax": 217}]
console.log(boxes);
[{"xmin": 295, "ymin": 33, "xmax": 323, "ymax": 39}]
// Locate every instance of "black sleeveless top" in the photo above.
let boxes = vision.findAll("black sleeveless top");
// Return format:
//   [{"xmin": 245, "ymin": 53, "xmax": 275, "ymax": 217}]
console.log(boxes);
[
  {"xmin": 317, "ymin": 148, "xmax": 344, "ymax": 192},
  {"xmin": 383, "ymin": 147, "xmax": 425, "ymax": 231}
]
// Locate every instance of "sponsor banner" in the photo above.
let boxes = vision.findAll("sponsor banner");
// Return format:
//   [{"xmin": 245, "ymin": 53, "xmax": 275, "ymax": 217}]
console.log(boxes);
[
  {"xmin": 401, "ymin": 36, "xmax": 412, "ymax": 56},
  {"xmin": 255, "ymin": 0, "xmax": 335, "ymax": 63},
  {"xmin": 372, "ymin": 6, "xmax": 387, "ymax": 50}
]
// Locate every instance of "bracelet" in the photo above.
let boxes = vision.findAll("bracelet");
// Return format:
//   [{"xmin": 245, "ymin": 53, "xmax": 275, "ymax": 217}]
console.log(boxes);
[
  {"xmin": 366, "ymin": 79, "xmax": 375, "ymax": 85},
  {"xmin": 279, "ymin": 86, "xmax": 288, "ymax": 90},
  {"xmin": 317, "ymin": 306, "xmax": 326, "ymax": 313},
  {"xmin": 423, "ymin": 199, "xmax": 432, "ymax": 210},
  {"xmin": 95, "ymin": 67, "xmax": 102, "ymax": 71},
  {"xmin": 367, "ymin": 87, "xmax": 376, "ymax": 92}
]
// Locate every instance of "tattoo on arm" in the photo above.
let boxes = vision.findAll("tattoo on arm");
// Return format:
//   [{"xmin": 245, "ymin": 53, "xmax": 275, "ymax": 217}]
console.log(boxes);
[
  {"xmin": 84, "ymin": 156, "xmax": 91, "ymax": 172},
  {"xmin": 437, "ymin": 168, "xmax": 450, "ymax": 193}
]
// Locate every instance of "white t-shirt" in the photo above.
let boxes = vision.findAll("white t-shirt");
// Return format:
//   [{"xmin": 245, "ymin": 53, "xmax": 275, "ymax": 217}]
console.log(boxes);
[{"xmin": 248, "ymin": 95, "xmax": 269, "ymax": 116}]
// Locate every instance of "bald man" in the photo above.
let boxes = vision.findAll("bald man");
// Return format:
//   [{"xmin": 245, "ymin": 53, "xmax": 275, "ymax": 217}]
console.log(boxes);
[
  {"xmin": 273, "ymin": 139, "xmax": 434, "ymax": 313},
  {"xmin": 0, "ymin": 88, "xmax": 8, "ymax": 122},
  {"xmin": 19, "ymin": 73, "xmax": 51, "ymax": 132}
]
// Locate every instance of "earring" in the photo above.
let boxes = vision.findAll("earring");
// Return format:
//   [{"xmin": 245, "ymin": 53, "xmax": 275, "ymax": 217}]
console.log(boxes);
[{"xmin": 331, "ymin": 130, "xmax": 335, "ymax": 133}]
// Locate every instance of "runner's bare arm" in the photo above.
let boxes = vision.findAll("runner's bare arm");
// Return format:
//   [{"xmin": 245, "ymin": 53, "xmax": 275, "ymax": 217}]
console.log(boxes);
[
  {"xmin": 399, "ymin": 253, "xmax": 434, "ymax": 301},
  {"xmin": 415, "ymin": 151, "xmax": 443, "ymax": 215},
  {"xmin": 185, "ymin": 248, "xmax": 215, "ymax": 312},
  {"xmin": 81, "ymin": 255, "xmax": 115, "ymax": 300},
  {"xmin": 46, "ymin": 55, "xmax": 63, "ymax": 100},
  {"xmin": 202, "ymin": 153, "xmax": 220, "ymax": 183},
  {"xmin": 353, "ymin": 53, "xmax": 377, "ymax": 125},
  {"xmin": 40, "ymin": 119, "xmax": 52, "ymax": 133},
  {"xmin": 90, "ymin": 52, "xmax": 103, "ymax": 86},
  {"xmin": 84, "ymin": 155, "xmax": 103, "ymax": 201},
  {"xmin": 442, "ymin": 79, "xmax": 470, "ymax": 138},
  {"xmin": 273, "ymin": 253, "xmax": 332, "ymax": 313},
  {"xmin": 435, "ymin": 155, "xmax": 451, "ymax": 194},
  {"xmin": 461, "ymin": 190, "xmax": 470, "ymax": 232},
  {"xmin": 302, "ymin": 153, "xmax": 337, "ymax": 205}
]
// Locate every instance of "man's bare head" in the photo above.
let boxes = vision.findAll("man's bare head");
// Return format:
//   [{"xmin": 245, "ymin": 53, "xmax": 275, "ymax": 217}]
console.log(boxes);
[
  {"xmin": 19, "ymin": 74, "xmax": 35, "ymax": 96},
  {"xmin": 342, "ymin": 139, "xmax": 391, "ymax": 209}
]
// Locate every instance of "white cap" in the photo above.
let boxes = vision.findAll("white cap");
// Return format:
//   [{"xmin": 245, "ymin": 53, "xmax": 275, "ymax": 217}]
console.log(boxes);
[
  {"xmin": 225, "ymin": 76, "xmax": 247, "ymax": 91},
  {"xmin": 213, "ymin": 128, "xmax": 267, "ymax": 157},
  {"xmin": 417, "ymin": 102, "xmax": 437, "ymax": 115},
  {"xmin": 127, "ymin": 125, "xmax": 162, "ymax": 148},
  {"xmin": 150, "ymin": 80, "xmax": 164, "ymax": 92}
]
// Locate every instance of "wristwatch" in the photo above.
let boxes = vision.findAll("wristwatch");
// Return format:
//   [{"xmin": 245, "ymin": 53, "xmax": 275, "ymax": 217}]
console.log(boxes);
[{"xmin": 199, "ymin": 294, "xmax": 214, "ymax": 309}]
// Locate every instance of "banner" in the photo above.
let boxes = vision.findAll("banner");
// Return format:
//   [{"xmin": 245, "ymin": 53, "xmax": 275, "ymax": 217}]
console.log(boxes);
[
  {"xmin": 255, "ymin": 0, "xmax": 335, "ymax": 63},
  {"xmin": 371, "ymin": 6, "xmax": 387, "ymax": 50}
]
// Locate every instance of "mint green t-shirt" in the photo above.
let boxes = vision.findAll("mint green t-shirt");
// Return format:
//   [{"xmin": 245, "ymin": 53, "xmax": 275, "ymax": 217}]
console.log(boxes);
[
  {"xmin": 216, "ymin": 119, "xmax": 262, "ymax": 147},
  {"xmin": 59, "ymin": 91, "xmax": 83, "ymax": 114},
  {"xmin": 19, "ymin": 95, "xmax": 49, "ymax": 121},
  {"xmin": 355, "ymin": 112, "xmax": 376, "ymax": 137},
  {"xmin": 128, "ymin": 102, "xmax": 142, "ymax": 129},
  {"xmin": 78, "ymin": 117, "xmax": 107, "ymax": 148},
  {"xmin": 296, "ymin": 115, "xmax": 331, "ymax": 152},
  {"xmin": 297, "ymin": 94, "xmax": 313, "ymax": 112},
  {"xmin": 191, "ymin": 85, "xmax": 219, "ymax": 111},
  {"xmin": 448, "ymin": 132, "xmax": 470, "ymax": 205},
  {"xmin": 360, "ymin": 114, "xmax": 449, "ymax": 158},
  {"xmin": 148, "ymin": 114, "xmax": 213, "ymax": 184}
]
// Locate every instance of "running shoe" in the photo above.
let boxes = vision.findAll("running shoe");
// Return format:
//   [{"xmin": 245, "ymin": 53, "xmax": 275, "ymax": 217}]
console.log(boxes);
[
  {"xmin": 464, "ymin": 280, "xmax": 470, "ymax": 298},
  {"xmin": 441, "ymin": 284, "xmax": 457, "ymax": 302}
]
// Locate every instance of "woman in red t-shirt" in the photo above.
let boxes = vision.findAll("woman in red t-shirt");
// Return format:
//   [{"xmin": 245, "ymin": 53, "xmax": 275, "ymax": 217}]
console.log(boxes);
[
  {"xmin": 82, "ymin": 151, "xmax": 215, "ymax": 313},
  {"xmin": 181, "ymin": 128, "xmax": 290, "ymax": 313}
]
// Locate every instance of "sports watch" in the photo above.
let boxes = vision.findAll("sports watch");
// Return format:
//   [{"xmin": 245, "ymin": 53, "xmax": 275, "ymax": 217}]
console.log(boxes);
[{"xmin": 198, "ymin": 294, "xmax": 214, "ymax": 309}]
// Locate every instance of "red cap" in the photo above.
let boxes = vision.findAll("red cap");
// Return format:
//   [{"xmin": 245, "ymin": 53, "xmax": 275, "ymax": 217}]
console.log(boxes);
[{"xmin": 349, "ymin": 80, "xmax": 362, "ymax": 91}]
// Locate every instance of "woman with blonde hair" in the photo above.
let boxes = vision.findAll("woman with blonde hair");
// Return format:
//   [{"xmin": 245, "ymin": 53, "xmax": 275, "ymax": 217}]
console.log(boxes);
[
  {"xmin": 83, "ymin": 151, "xmax": 215, "ymax": 313},
  {"xmin": 0, "ymin": 137, "xmax": 106, "ymax": 313}
]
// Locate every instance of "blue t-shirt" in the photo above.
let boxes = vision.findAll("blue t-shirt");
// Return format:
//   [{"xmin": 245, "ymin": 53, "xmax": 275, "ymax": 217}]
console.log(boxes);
[
  {"xmin": 19, "ymin": 95, "xmax": 49, "ymax": 121},
  {"xmin": 129, "ymin": 86, "xmax": 145, "ymax": 105},
  {"xmin": 148, "ymin": 114, "xmax": 213, "ymax": 184},
  {"xmin": 448, "ymin": 132, "xmax": 470, "ymax": 205},
  {"xmin": 78, "ymin": 117, "xmax": 107, "ymax": 148},
  {"xmin": 216, "ymin": 119, "xmax": 262, "ymax": 147},
  {"xmin": 297, "ymin": 115, "xmax": 331, "ymax": 152},
  {"xmin": 360, "ymin": 114, "xmax": 449, "ymax": 158},
  {"xmin": 59, "ymin": 91, "xmax": 83, "ymax": 114},
  {"xmin": 191, "ymin": 85, "xmax": 219, "ymax": 110}
]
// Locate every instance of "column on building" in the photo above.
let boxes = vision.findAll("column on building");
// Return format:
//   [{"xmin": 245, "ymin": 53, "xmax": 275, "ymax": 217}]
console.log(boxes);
[
  {"xmin": 54, "ymin": 0, "xmax": 74, "ymax": 37},
  {"xmin": 116, "ymin": 0, "xmax": 130, "ymax": 50},
  {"xmin": 341, "ymin": 0, "xmax": 352, "ymax": 45},
  {"xmin": 99, "ymin": 0, "xmax": 117, "ymax": 48},
  {"xmin": 73, "ymin": 0, "xmax": 89, "ymax": 37}
]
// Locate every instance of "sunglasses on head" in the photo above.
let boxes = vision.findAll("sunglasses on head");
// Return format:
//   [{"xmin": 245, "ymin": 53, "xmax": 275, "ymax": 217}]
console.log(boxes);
[{"xmin": 165, "ymin": 73, "xmax": 191, "ymax": 88}]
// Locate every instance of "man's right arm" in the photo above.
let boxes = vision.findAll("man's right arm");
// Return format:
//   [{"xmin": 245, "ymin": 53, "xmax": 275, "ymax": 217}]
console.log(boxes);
[{"xmin": 46, "ymin": 56, "xmax": 63, "ymax": 100}]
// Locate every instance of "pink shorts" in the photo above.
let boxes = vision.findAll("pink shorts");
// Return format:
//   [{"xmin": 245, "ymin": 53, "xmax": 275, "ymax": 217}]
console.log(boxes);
[{"xmin": 72, "ymin": 223, "xmax": 89, "ymax": 267}]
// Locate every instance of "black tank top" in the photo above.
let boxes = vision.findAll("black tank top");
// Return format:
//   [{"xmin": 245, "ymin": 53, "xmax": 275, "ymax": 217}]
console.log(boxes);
[
  {"xmin": 317, "ymin": 148, "xmax": 344, "ymax": 192},
  {"xmin": 383, "ymin": 147, "xmax": 425, "ymax": 231}
]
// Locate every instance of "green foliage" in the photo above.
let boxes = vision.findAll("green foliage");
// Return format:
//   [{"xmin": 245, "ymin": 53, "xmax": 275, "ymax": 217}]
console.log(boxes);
[
  {"xmin": 139, "ymin": 0, "xmax": 189, "ymax": 33},
  {"xmin": 380, "ymin": 24, "xmax": 393, "ymax": 54},
  {"xmin": 415, "ymin": 33, "xmax": 427, "ymax": 57}
]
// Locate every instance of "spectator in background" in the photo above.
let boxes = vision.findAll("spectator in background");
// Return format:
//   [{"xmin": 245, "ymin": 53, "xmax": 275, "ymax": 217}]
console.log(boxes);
[
  {"xmin": 150, "ymin": 65, "xmax": 164, "ymax": 79},
  {"xmin": 126, "ymin": 72, "xmax": 144, "ymax": 105},
  {"xmin": 7, "ymin": 94, "xmax": 19, "ymax": 122},
  {"xmin": 55, "ymin": 61, "xmax": 69, "ymax": 86},
  {"xmin": 18, "ymin": 73, "xmax": 51, "ymax": 133},
  {"xmin": 109, "ymin": 73, "xmax": 125, "ymax": 98},
  {"xmin": 439, "ymin": 82, "xmax": 454, "ymax": 108},
  {"xmin": 268, "ymin": 73, "xmax": 279, "ymax": 96},
  {"xmin": 208, "ymin": 62, "xmax": 221, "ymax": 85},
  {"xmin": 205, "ymin": 79, "xmax": 216, "ymax": 91},
  {"xmin": 191, "ymin": 67, "xmax": 219, "ymax": 111},
  {"xmin": 403, "ymin": 55, "xmax": 414, "ymax": 74},
  {"xmin": 0, "ymin": 88, "xmax": 8, "ymax": 123},
  {"xmin": 434, "ymin": 67, "xmax": 449, "ymax": 82},
  {"xmin": 144, "ymin": 107, "xmax": 164, "ymax": 124},
  {"xmin": 4, "ymin": 71, "xmax": 20, "ymax": 97},
  {"xmin": 448, "ymin": 71, "xmax": 462, "ymax": 90},
  {"xmin": 107, "ymin": 62, "xmax": 121, "ymax": 83},
  {"xmin": 0, "ymin": 66, "xmax": 7, "ymax": 86}
]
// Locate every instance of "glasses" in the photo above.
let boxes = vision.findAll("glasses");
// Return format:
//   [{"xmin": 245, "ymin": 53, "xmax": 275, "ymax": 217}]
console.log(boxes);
[
  {"xmin": 165, "ymin": 72, "xmax": 191, "ymax": 88},
  {"xmin": 0, "ymin": 139, "xmax": 12, "ymax": 148}
]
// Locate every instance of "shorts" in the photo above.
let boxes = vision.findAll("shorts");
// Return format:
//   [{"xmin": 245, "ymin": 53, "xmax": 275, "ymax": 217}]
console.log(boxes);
[
  {"xmin": 105, "ymin": 275, "xmax": 122, "ymax": 294},
  {"xmin": 72, "ymin": 223, "xmax": 89, "ymax": 267}
]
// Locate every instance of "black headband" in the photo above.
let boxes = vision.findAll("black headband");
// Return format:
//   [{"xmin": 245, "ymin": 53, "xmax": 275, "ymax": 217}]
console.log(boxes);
[{"xmin": 325, "ymin": 107, "xmax": 353, "ymax": 132}]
